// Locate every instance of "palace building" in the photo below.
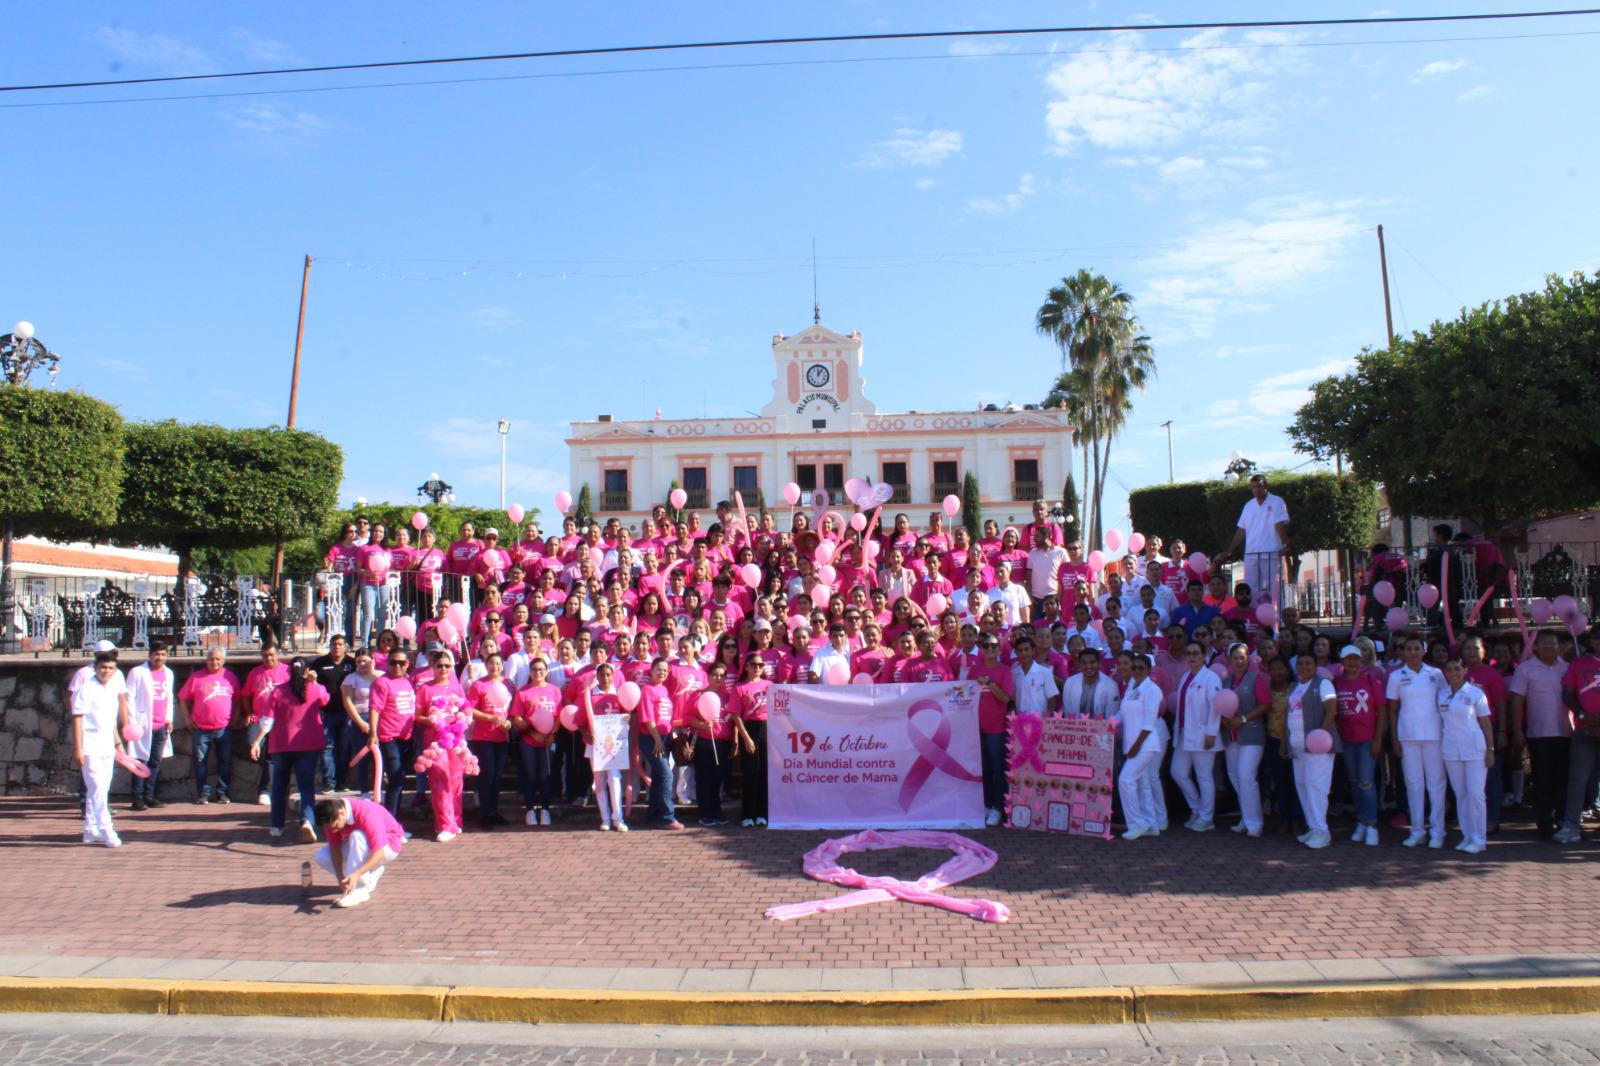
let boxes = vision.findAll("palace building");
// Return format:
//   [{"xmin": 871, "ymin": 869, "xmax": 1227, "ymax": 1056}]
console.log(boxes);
[{"xmin": 567, "ymin": 321, "xmax": 1076, "ymax": 526}]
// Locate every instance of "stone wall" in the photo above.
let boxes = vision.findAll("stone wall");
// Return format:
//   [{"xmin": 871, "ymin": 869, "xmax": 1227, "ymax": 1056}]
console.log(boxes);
[{"xmin": 0, "ymin": 658, "xmax": 266, "ymax": 800}]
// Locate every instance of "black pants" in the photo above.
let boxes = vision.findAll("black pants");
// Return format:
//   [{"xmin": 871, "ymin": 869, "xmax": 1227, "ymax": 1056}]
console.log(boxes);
[
  {"xmin": 740, "ymin": 722, "xmax": 768, "ymax": 822},
  {"xmin": 1528, "ymin": 736, "xmax": 1571, "ymax": 834},
  {"xmin": 694, "ymin": 739, "xmax": 731, "ymax": 823}
]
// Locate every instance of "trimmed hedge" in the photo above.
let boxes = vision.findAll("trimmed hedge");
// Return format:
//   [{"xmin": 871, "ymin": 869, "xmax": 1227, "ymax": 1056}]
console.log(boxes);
[
  {"xmin": 1130, "ymin": 471, "xmax": 1378, "ymax": 553},
  {"xmin": 0, "ymin": 386, "xmax": 125, "ymax": 539}
]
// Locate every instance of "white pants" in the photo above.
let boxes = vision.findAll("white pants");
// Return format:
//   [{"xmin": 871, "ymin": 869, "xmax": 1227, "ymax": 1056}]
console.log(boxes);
[
  {"xmin": 314, "ymin": 830, "xmax": 396, "ymax": 896},
  {"xmin": 1401, "ymin": 739, "xmax": 1447, "ymax": 838},
  {"xmin": 1120, "ymin": 744, "xmax": 1164, "ymax": 831},
  {"xmin": 81, "ymin": 752, "xmax": 114, "ymax": 838},
  {"xmin": 1293, "ymin": 751, "xmax": 1335, "ymax": 833},
  {"xmin": 674, "ymin": 764, "xmax": 695, "ymax": 806},
  {"xmin": 1445, "ymin": 758, "xmax": 1488, "ymax": 845},
  {"xmin": 593, "ymin": 768, "xmax": 624, "ymax": 824},
  {"xmin": 1145, "ymin": 722, "xmax": 1169, "ymax": 826},
  {"xmin": 1245, "ymin": 553, "xmax": 1283, "ymax": 608},
  {"xmin": 1225, "ymin": 743, "xmax": 1265, "ymax": 832},
  {"xmin": 1171, "ymin": 747, "xmax": 1218, "ymax": 823}
]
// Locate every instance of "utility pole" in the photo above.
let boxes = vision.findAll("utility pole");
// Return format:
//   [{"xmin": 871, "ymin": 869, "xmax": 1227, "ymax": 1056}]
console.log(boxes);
[
  {"xmin": 1160, "ymin": 420, "xmax": 1174, "ymax": 482},
  {"xmin": 273, "ymin": 255, "xmax": 312, "ymax": 591},
  {"xmin": 1377, "ymin": 226, "xmax": 1396, "ymax": 348}
]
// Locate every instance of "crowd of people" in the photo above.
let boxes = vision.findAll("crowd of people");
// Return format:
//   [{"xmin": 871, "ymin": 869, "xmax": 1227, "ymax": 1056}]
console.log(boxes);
[{"xmin": 68, "ymin": 474, "xmax": 1600, "ymax": 905}]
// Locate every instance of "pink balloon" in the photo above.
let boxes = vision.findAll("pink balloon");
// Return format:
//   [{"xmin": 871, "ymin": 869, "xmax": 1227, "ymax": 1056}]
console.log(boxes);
[
  {"xmin": 554, "ymin": 490, "xmax": 572, "ymax": 513},
  {"xmin": 1128, "ymin": 532, "xmax": 1146, "ymax": 554},
  {"xmin": 395, "ymin": 616, "xmax": 417, "ymax": 642},
  {"xmin": 813, "ymin": 489, "xmax": 831, "ymax": 510},
  {"xmin": 1211, "ymin": 660, "xmax": 1230, "ymax": 680},
  {"xmin": 851, "ymin": 672, "xmax": 875, "ymax": 685},
  {"xmin": 1186, "ymin": 552, "xmax": 1210, "ymax": 575},
  {"xmin": 559, "ymin": 704, "xmax": 581, "ymax": 731},
  {"xmin": 863, "ymin": 540, "xmax": 881, "ymax": 561},
  {"xmin": 868, "ymin": 483, "xmax": 894, "ymax": 507},
  {"xmin": 436, "ymin": 620, "xmax": 460, "ymax": 646},
  {"xmin": 1571, "ymin": 613, "xmax": 1591, "ymax": 635},
  {"xmin": 1087, "ymin": 550, "xmax": 1106, "ymax": 571},
  {"xmin": 844, "ymin": 478, "xmax": 868, "ymax": 505},
  {"xmin": 1553, "ymin": 595, "xmax": 1580, "ymax": 620},
  {"xmin": 782, "ymin": 482, "xmax": 802, "ymax": 506},
  {"xmin": 1305, "ymin": 729, "xmax": 1334, "ymax": 755},
  {"xmin": 1417, "ymin": 582, "xmax": 1440, "ymax": 610},
  {"xmin": 942, "ymin": 494, "xmax": 961, "ymax": 518},
  {"xmin": 849, "ymin": 512, "xmax": 868, "ymax": 532},
  {"xmin": 617, "ymin": 681, "xmax": 642, "ymax": 711},
  {"xmin": 446, "ymin": 602, "xmax": 469, "ymax": 631},
  {"xmin": 810, "ymin": 584, "xmax": 833, "ymax": 609},
  {"xmin": 816, "ymin": 564, "xmax": 837, "ymax": 586},
  {"xmin": 1255, "ymin": 602, "xmax": 1276, "ymax": 627},
  {"xmin": 669, "ymin": 488, "xmax": 688, "ymax": 509},
  {"xmin": 121, "ymin": 722, "xmax": 142, "ymax": 743},
  {"xmin": 825, "ymin": 658, "xmax": 851, "ymax": 685},
  {"xmin": 1213, "ymin": 689, "xmax": 1240, "ymax": 717},
  {"xmin": 815, "ymin": 540, "xmax": 837, "ymax": 565},
  {"xmin": 507, "ymin": 503, "xmax": 525, "ymax": 525},
  {"xmin": 1385, "ymin": 606, "xmax": 1409, "ymax": 631},
  {"xmin": 1104, "ymin": 529, "xmax": 1124, "ymax": 553},
  {"xmin": 925, "ymin": 593, "xmax": 948, "ymax": 617},
  {"xmin": 411, "ymin": 511, "xmax": 429, "ymax": 531},
  {"xmin": 530, "ymin": 707, "xmax": 556, "ymax": 733},
  {"xmin": 696, "ymin": 691, "xmax": 721, "ymax": 723},
  {"xmin": 740, "ymin": 563, "xmax": 762, "ymax": 588},
  {"xmin": 1372, "ymin": 580, "xmax": 1396, "ymax": 607},
  {"xmin": 1530, "ymin": 598, "xmax": 1555, "ymax": 624}
]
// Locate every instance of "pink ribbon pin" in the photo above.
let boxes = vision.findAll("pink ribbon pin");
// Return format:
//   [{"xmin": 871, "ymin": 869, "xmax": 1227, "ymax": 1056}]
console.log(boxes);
[
  {"xmin": 765, "ymin": 829, "xmax": 1011, "ymax": 924},
  {"xmin": 898, "ymin": 697, "xmax": 983, "ymax": 811}
]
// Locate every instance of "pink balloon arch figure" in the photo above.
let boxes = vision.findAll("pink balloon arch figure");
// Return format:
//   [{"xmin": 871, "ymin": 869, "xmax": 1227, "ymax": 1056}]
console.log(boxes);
[
  {"xmin": 1305, "ymin": 729, "xmax": 1334, "ymax": 755},
  {"xmin": 1385, "ymin": 606, "xmax": 1410, "ymax": 631},
  {"xmin": 669, "ymin": 487, "xmax": 688, "ymax": 510},
  {"xmin": 554, "ymin": 489, "xmax": 572, "ymax": 514},
  {"xmin": 942, "ymin": 494, "xmax": 961, "ymax": 518},
  {"xmin": 844, "ymin": 477, "xmax": 868, "ymax": 505},
  {"xmin": 1372, "ymin": 580, "xmax": 1396, "ymax": 607}
]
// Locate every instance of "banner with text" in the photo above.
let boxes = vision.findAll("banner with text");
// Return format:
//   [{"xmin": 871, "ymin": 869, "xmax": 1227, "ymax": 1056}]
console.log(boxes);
[
  {"xmin": 767, "ymin": 682, "xmax": 985, "ymax": 830},
  {"xmin": 1005, "ymin": 714, "xmax": 1117, "ymax": 840}
]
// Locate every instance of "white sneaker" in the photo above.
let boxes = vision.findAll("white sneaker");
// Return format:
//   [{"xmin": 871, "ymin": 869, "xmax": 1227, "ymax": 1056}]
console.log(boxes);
[
  {"xmin": 1305, "ymin": 830, "xmax": 1331, "ymax": 849},
  {"xmin": 615, "ymin": 821, "xmax": 629, "ymax": 832},
  {"xmin": 1245, "ymin": 827, "xmax": 1261, "ymax": 838},
  {"xmin": 985, "ymin": 808, "xmax": 1002, "ymax": 827},
  {"xmin": 1365, "ymin": 826, "xmax": 1380, "ymax": 846},
  {"xmin": 597, "ymin": 822, "xmax": 611, "ymax": 831},
  {"xmin": 1296, "ymin": 830, "xmax": 1314, "ymax": 843},
  {"xmin": 334, "ymin": 889, "xmax": 371, "ymax": 908},
  {"xmin": 1402, "ymin": 831, "xmax": 1426, "ymax": 847},
  {"xmin": 1231, "ymin": 822, "xmax": 1248, "ymax": 834},
  {"xmin": 436, "ymin": 830, "xmax": 457, "ymax": 843},
  {"xmin": 1157, "ymin": 819, "xmax": 1168, "ymax": 831},
  {"xmin": 1122, "ymin": 826, "xmax": 1148, "ymax": 840},
  {"xmin": 741, "ymin": 818, "xmax": 755, "ymax": 828},
  {"xmin": 1190, "ymin": 820, "xmax": 1213, "ymax": 832},
  {"xmin": 1183, "ymin": 816, "xmax": 1199, "ymax": 830},
  {"xmin": 269, "ymin": 827, "xmax": 284, "ymax": 838},
  {"xmin": 1462, "ymin": 841, "xmax": 1486, "ymax": 854},
  {"xmin": 82, "ymin": 830, "xmax": 103, "ymax": 844},
  {"xmin": 525, "ymin": 810, "xmax": 539, "ymax": 826},
  {"xmin": 1454, "ymin": 839, "xmax": 1470, "ymax": 852},
  {"xmin": 300, "ymin": 821, "xmax": 317, "ymax": 843},
  {"xmin": 1351, "ymin": 825, "xmax": 1368, "ymax": 843},
  {"xmin": 756, "ymin": 817, "xmax": 767, "ymax": 828},
  {"xmin": 257, "ymin": 793, "xmax": 271, "ymax": 806},
  {"xmin": 1427, "ymin": 835, "xmax": 1444, "ymax": 849},
  {"xmin": 100, "ymin": 832, "xmax": 123, "ymax": 848},
  {"xmin": 539, "ymin": 809, "xmax": 552, "ymax": 826}
]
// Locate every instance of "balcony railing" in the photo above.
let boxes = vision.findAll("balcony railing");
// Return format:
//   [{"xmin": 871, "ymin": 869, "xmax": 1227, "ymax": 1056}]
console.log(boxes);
[
  {"xmin": 1012, "ymin": 480, "xmax": 1042, "ymax": 501},
  {"xmin": 600, "ymin": 490, "xmax": 631, "ymax": 512},
  {"xmin": 932, "ymin": 481, "xmax": 960, "ymax": 502},
  {"xmin": 682, "ymin": 488, "xmax": 710, "ymax": 510},
  {"xmin": 887, "ymin": 484, "xmax": 910, "ymax": 504}
]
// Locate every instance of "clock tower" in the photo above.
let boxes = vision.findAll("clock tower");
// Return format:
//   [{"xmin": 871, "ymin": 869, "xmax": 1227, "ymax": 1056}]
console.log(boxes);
[{"xmin": 760, "ymin": 323, "xmax": 876, "ymax": 433}]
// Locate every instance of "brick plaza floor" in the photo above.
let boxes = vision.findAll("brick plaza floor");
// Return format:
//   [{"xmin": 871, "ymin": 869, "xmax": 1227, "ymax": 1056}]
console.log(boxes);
[{"xmin": 3, "ymin": 796, "xmax": 1598, "ymax": 971}]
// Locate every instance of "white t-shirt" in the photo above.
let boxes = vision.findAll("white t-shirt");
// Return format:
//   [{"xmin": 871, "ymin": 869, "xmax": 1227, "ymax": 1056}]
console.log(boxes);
[
  {"xmin": 987, "ymin": 583, "xmax": 1030, "ymax": 626},
  {"xmin": 1010, "ymin": 662, "xmax": 1060, "ymax": 715},
  {"xmin": 1027, "ymin": 546, "xmax": 1069, "ymax": 598},
  {"xmin": 1237, "ymin": 493, "xmax": 1290, "ymax": 553},
  {"xmin": 1438, "ymin": 682, "xmax": 1491, "ymax": 760},
  {"xmin": 1386, "ymin": 663, "xmax": 1447, "ymax": 742},
  {"xmin": 72, "ymin": 676, "xmax": 122, "ymax": 756},
  {"xmin": 1118, "ymin": 679, "xmax": 1163, "ymax": 753},
  {"xmin": 69, "ymin": 663, "xmax": 125, "ymax": 698},
  {"xmin": 341, "ymin": 672, "xmax": 377, "ymax": 722}
]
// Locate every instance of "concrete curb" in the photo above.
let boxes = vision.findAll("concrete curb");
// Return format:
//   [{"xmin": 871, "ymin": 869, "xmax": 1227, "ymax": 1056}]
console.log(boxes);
[{"xmin": 3, "ymin": 975, "xmax": 1598, "ymax": 1026}]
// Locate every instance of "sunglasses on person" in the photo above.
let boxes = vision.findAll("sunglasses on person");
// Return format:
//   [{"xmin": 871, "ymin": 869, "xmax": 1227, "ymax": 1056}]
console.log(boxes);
[{"xmin": 389, "ymin": 658, "xmax": 409, "ymax": 668}]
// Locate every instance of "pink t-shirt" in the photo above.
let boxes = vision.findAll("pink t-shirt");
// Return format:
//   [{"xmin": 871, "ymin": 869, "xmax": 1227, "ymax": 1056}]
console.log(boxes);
[
  {"xmin": 467, "ymin": 677, "xmax": 515, "ymax": 742},
  {"xmin": 901, "ymin": 657, "xmax": 955, "ymax": 683},
  {"xmin": 409, "ymin": 548, "xmax": 446, "ymax": 591},
  {"xmin": 178, "ymin": 667, "xmax": 239, "ymax": 731},
  {"xmin": 326, "ymin": 542, "xmax": 358, "ymax": 575},
  {"xmin": 446, "ymin": 537, "xmax": 483, "ymax": 576},
  {"xmin": 330, "ymin": 796, "xmax": 405, "ymax": 857},
  {"xmin": 369, "ymin": 675, "xmax": 416, "ymax": 742},
  {"xmin": 242, "ymin": 663, "xmax": 292, "ymax": 722},
  {"xmin": 1332, "ymin": 673, "xmax": 1385, "ymax": 744},
  {"xmin": 267, "ymin": 682, "xmax": 330, "ymax": 754},
  {"xmin": 732, "ymin": 678, "xmax": 772, "ymax": 723},
  {"xmin": 144, "ymin": 668, "xmax": 173, "ymax": 729},
  {"xmin": 637, "ymin": 682, "xmax": 675, "ymax": 735},
  {"xmin": 970, "ymin": 662, "xmax": 1015, "ymax": 733},
  {"xmin": 355, "ymin": 544, "xmax": 392, "ymax": 587},
  {"xmin": 511, "ymin": 683, "xmax": 561, "ymax": 747}
]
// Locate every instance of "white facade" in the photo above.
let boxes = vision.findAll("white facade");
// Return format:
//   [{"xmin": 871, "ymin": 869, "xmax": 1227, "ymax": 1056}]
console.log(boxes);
[{"xmin": 567, "ymin": 322, "xmax": 1075, "ymax": 528}]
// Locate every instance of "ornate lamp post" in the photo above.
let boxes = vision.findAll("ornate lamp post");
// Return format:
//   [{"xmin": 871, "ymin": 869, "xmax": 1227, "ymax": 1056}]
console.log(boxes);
[
  {"xmin": 1222, "ymin": 452, "xmax": 1257, "ymax": 484},
  {"xmin": 1, "ymin": 321, "xmax": 60, "ymax": 651},
  {"xmin": 418, "ymin": 473, "xmax": 454, "ymax": 506}
]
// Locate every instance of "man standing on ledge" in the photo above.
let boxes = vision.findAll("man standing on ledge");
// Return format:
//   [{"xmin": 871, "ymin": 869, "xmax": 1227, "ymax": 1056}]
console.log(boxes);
[{"xmin": 1217, "ymin": 474, "xmax": 1291, "ymax": 608}]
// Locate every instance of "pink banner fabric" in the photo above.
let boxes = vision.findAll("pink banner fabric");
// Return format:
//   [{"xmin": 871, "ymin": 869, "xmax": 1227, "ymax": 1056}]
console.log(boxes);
[
  {"xmin": 1005, "ymin": 714, "xmax": 1116, "ymax": 839},
  {"xmin": 765, "ymin": 829, "xmax": 1011, "ymax": 923},
  {"xmin": 766, "ymin": 682, "xmax": 985, "ymax": 830}
]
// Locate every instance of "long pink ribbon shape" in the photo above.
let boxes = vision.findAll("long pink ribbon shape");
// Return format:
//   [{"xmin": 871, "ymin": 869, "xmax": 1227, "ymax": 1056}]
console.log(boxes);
[{"xmin": 765, "ymin": 829, "xmax": 1011, "ymax": 924}]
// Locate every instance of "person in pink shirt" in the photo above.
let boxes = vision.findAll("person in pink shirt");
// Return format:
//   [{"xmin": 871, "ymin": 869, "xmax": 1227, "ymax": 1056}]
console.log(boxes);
[
  {"xmin": 407, "ymin": 526, "xmax": 446, "ymax": 619},
  {"xmin": 730, "ymin": 655, "xmax": 772, "ymax": 827},
  {"xmin": 252, "ymin": 658, "xmax": 328, "ymax": 842},
  {"xmin": 313, "ymin": 797, "xmax": 404, "ymax": 909},
  {"xmin": 634, "ymin": 658, "xmax": 683, "ymax": 830},
  {"xmin": 325, "ymin": 522, "xmax": 361, "ymax": 640},
  {"xmin": 1023, "ymin": 499, "xmax": 1064, "ymax": 550},
  {"xmin": 510, "ymin": 658, "xmax": 561, "ymax": 826},
  {"xmin": 473, "ymin": 528, "xmax": 513, "ymax": 589},
  {"xmin": 353, "ymin": 529, "xmax": 392, "ymax": 647},
  {"xmin": 466, "ymin": 651, "xmax": 515, "ymax": 829},
  {"xmin": 903, "ymin": 629, "xmax": 956, "ymax": 682},
  {"xmin": 178, "ymin": 646, "xmax": 238, "ymax": 804},
  {"xmin": 1333, "ymin": 644, "xmax": 1387, "ymax": 844},
  {"xmin": 970, "ymin": 635, "xmax": 1016, "ymax": 825},
  {"xmin": 414, "ymin": 650, "xmax": 471, "ymax": 842},
  {"xmin": 445, "ymin": 521, "xmax": 484, "ymax": 587},
  {"xmin": 241, "ymin": 644, "xmax": 292, "ymax": 806}
]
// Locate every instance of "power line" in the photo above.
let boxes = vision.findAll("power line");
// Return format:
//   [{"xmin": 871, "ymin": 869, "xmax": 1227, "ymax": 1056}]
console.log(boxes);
[
  {"xmin": 2, "ymin": 27, "xmax": 1596, "ymax": 110},
  {"xmin": 5, "ymin": 8, "xmax": 1598, "ymax": 94}
]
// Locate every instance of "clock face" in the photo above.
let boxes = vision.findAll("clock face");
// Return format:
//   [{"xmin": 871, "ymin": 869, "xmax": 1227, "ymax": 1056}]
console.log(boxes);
[{"xmin": 805, "ymin": 363, "xmax": 831, "ymax": 388}]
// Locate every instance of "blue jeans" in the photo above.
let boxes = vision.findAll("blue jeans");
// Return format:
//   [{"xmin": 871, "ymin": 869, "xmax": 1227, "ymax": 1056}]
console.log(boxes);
[
  {"xmin": 269, "ymin": 750, "xmax": 319, "ymax": 831},
  {"xmin": 320, "ymin": 709, "xmax": 349, "ymax": 791},
  {"xmin": 192, "ymin": 727, "xmax": 232, "ymax": 800},
  {"xmin": 470, "ymin": 739, "xmax": 508, "ymax": 820},
  {"xmin": 518, "ymin": 744, "xmax": 557, "ymax": 811},
  {"xmin": 638, "ymin": 733, "xmax": 675, "ymax": 823},
  {"xmin": 356, "ymin": 584, "xmax": 381, "ymax": 646},
  {"xmin": 1340, "ymin": 740, "xmax": 1378, "ymax": 826},
  {"xmin": 981, "ymin": 730, "xmax": 1008, "ymax": 811},
  {"xmin": 133, "ymin": 725, "xmax": 168, "ymax": 801},
  {"xmin": 379, "ymin": 738, "xmax": 411, "ymax": 816}
]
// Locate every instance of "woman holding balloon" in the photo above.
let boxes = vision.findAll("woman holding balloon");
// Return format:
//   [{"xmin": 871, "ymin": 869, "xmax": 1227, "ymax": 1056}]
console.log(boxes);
[
  {"xmin": 1284, "ymin": 653, "xmax": 1340, "ymax": 849},
  {"xmin": 691, "ymin": 664, "xmax": 735, "ymax": 826},
  {"xmin": 1220, "ymin": 642, "xmax": 1271, "ymax": 837},
  {"xmin": 731, "ymin": 654, "xmax": 773, "ymax": 827}
]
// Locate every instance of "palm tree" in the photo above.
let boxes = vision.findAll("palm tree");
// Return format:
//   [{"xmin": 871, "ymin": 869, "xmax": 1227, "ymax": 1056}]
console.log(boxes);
[
  {"xmin": 1036, "ymin": 272, "xmax": 1152, "ymax": 546},
  {"xmin": 1042, "ymin": 365, "xmax": 1095, "ymax": 534}
]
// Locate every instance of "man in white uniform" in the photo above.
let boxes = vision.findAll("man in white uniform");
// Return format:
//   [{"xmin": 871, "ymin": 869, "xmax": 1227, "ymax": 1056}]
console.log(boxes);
[
  {"xmin": 73, "ymin": 651, "xmax": 130, "ymax": 847},
  {"xmin": 1217, "ymin": 474, "xmax": 1290, "ymax": 608},
  {"xmin": 1387, "ymin": 635, "xmax": 1449, "ymax": 847}
]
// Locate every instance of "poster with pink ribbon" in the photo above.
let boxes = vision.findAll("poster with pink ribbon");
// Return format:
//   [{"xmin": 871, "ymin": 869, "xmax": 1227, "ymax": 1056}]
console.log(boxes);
[
  {"xmin": 766, "ymin": 682, "xmax": 985, "ymax": 830},
  {"xmin": 1005, "ymin": 714, "xmax": 1116, "ymax": 840}
]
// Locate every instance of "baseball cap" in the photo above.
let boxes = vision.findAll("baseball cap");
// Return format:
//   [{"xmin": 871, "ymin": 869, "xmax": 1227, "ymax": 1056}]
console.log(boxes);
[
  {"xmin": 94, "ymin": 639, "xmax": 116, "ymax": 653},
  {"xmin": 1339, "ymin": 645, "xmax": 1362, "ymax": 659},
  {"xmin": 484, "ymin": 527, "xmax": 500, "ymax": 537},
  {"xmin": 753, "ymin": 619, "xmax": 772, "ymax": 631},
  {"xmin": 539, "ymin": 613, "xmax": 557, "ymax": 625}
]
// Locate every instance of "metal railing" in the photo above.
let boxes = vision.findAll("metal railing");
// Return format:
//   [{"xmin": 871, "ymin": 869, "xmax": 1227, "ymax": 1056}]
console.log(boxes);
[
  {"xmin": 600, "ymin": 490, "xmax": 631, "ymax": 512},
  {"xmin": 1012, "ymin": 481, "xmax": 1042, "ymax": 501},
  {"xmin": 887, "ymin": 484, "xmax": 910, "ymax": 504},
  {"xmin": 932, "ymin": 482, "xmax": 960, "ymax": 503},
  {"xmin": 683, "ymin": 488, "xmax": 710, "ymax": 510}
]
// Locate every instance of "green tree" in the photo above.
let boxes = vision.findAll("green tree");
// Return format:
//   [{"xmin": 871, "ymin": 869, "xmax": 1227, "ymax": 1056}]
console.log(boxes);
[
  {"xmin": 665, "ymin": 478, "xmax": 683, "ymax": 525},
  {"xmin": 1129, "ymin": 472, "xmax": 1378, "ymax": 553},
  {"xmin": 960, "ymin": 470, "xmax": 982, "ymax": 540},
  {"xmin": 1059, "ymin": 473, "xmax": 1081, "ymax": 541},
  {"xmin": 573, "ymin": 483, "xmax": 594, "ymax": 529},
  {"xmin": 0, "ymin": 386, "xmax": 125, "ymax": 648},
  {"xmin": 1043, "ymin": 365, "xmax": 1094, "ymax": 532},
  {"xmin": 115, "ymin": 422, "xmax": 342, "ymax": 601},
  {"xmin": 1290, "ymin": 272, "xmax": 1600, "ymax": 532},
  {"xmin": 1036, "ymin": 270, "xmax": 1155, "ymax": 546}
]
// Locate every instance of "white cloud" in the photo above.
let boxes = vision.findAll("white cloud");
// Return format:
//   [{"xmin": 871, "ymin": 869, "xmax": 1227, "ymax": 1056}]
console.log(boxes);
[
  {"xmin": 947, "ymin": 40, "xmax": 1014, "ymax": 57},
  {"xmin": 1203, "ymin": 358, "xmax": 1352, "ymax": 430},
  {"xmin": 1143, "ymin": 196, "xmax": 1369, "ymax": 336},
  {"xmin": 967, "ymin": 173, "xmax": 1038, "ymax": 215},
  {"xmin": 225, "ymin": 103, "xmax": 330, "ymax": 139},
  {"xmin": 229, "ymin": 29, "xmax": 296, "ymax": 64},
  {"xmin": 460, "ymin": 462, "xmax": 570, "ymax": 499},
  {"xmin": 96, "ymin": 357, "xmax": 139, "ymax": 375},
  {"xmin": 95, "ymin": 27, "xmax": 214, "ymax": 71},
  {"xmin": 467, "ymin": 306, "xmax": 515, "ymax": 329},
  {"xmin": 1411, "ymin": 59, "xmax": 1466, "ymax": 82},
  {"xmin": 1457, "ymin": 85, "xmax": 1496, "ymax": 104},
  {"xmin": 1157, "ymin": 156, "xmax": 1208, "ymax": 182},
  {"xmin": 913, "ymin": 177, "xmax": 941, "ymax": 191},
  {"xmin": 1042, "ymin": 28, "xmax": 1297, "ymax": 154},
  {"xmin": 858, "ymin": 128, "xmax": 964, "ymax": 169}
]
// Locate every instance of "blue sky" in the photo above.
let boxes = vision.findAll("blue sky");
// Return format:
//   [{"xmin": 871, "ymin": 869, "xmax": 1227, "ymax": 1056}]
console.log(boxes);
[{"xmin": 6, "ymin": 2, "xmax": 1597, "ymax": 531}]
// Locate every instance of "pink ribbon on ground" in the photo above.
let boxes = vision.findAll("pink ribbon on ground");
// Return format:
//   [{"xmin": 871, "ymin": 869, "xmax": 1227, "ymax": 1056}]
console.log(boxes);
[
  {"xmin": 765, "ymin": 829, "xmax": 1011, "ymax": 923},
  {"xmin": 898, "ymin": 698, "xmax": 983, "ymax": 812},
  {"xmin": 1008, "ymin": 712, "xmax": 1045, "ymax": 773}
]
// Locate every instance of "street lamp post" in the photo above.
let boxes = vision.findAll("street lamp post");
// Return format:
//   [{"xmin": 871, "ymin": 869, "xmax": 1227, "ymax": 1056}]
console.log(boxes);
[
  {"xmin": 417, "ymin": 473, "xmax": 454, "ymax": 506},
  {"xmin": 497, "ymin": 419, "xmax": 510, "ymax": 510},
  {"xmin": 1222, "ymin": 452, "xmax": 1257, "ymax": 484},
  {"xmin": 0, "ymin": 321, "xmax": 60, "ymax": 652}
]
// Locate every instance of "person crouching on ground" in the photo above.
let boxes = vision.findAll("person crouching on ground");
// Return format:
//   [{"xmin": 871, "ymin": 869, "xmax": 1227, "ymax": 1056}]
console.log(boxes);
[{"xmin": 313, "ymin": 797, "xmax": 404, "ymax": 908}]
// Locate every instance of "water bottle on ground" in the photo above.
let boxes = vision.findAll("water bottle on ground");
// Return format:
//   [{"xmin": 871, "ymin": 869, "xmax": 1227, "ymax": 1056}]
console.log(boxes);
[{"xmin": 300, "ymin": 860, "xmax": 313, "ymax": 896}]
